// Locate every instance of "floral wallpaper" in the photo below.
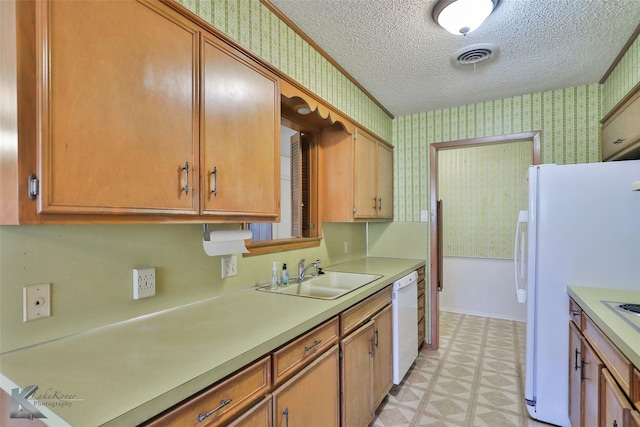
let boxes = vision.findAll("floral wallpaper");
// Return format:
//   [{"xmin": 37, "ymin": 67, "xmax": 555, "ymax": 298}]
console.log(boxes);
[
  {"xmin": 176, "ymin": 0, "xmax": 393, "ymax": 141},
  {"xmin": 602, "ymin": 35, "xmax": 640, "ymax": 115},
  {"xmin": 393, "ymin": 83, "xmax": 602, "ymax": 224},
  {"xmin": 438, "ymin": 142, "xmax": 532, "ymax": 259}
]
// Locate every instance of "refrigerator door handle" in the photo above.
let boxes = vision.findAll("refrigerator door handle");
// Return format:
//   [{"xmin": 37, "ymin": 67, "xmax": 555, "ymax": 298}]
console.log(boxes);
[{"xmin": 514, "ymin": 210, "xmax": 528, "ymax": 303}]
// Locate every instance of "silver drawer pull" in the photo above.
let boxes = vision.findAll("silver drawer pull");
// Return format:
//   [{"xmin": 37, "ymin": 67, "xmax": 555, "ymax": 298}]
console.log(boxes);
[
  {"xmin": 210, "ymin": 167, "xmax": 218, "ymax": 197},
  {"xmin": 181, "ymin": 162, "xmax": 189, "ymax": 195},
  {"xmin": 196, "ymin": 399, "xmax": 231, "ymax": 423},
  {"xmin": 304, "ymin": 339, "xmax": 321, "ymax": 352}
]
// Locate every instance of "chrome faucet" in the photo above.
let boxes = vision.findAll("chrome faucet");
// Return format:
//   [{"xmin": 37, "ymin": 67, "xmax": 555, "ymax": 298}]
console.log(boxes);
[{"xmin": 298, "ymin": 258, "xmax": 321, "ymax": 282}]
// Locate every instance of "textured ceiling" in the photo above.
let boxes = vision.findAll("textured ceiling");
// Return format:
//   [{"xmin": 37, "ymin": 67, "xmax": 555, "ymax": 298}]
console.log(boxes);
[{"xmin": 268, "ymin": 0, "xmax": 640, "ymax": 117}]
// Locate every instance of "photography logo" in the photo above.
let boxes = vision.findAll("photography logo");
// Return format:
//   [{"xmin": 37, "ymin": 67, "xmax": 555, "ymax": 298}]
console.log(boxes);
[
  {"xmin": 10, "ymin": 384, "xmax": 83, "ymax": 419},
  {"xmin": 11, "ymin": 385, "xmax": 45, "ymax": 419}
]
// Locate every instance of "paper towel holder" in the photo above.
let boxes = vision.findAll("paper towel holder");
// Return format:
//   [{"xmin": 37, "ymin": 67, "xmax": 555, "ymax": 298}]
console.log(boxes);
[{"xmin": 203, "ymin": 224, "xmax": 211, "ymax": 241}]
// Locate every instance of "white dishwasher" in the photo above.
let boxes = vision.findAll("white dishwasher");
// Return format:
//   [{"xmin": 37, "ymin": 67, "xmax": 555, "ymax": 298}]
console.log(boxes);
[{"xmin": 392, "ymin": 271, "xmax": 419, "ymax": 385}]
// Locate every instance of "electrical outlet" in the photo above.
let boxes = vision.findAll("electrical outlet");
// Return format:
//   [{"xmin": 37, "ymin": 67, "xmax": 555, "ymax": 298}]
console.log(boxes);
[
  {"xmin": 221, "ymin": 256, "xmax": 237, "ymax": 278},
  {"xmin": 133, "ymin": 267, "xmax": 156, "ymax": 299},
  {"xmin": 344, "ymin": 241, "xmax": 349, "ymax": 253},
  {"xmin": 23, "ymin": 283, "xmax": 51, "ymax": 322}
]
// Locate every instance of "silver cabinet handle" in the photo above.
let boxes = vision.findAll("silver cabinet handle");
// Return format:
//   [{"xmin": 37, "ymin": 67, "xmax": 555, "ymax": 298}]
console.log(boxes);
[
  {"xmin": 373, "ymin": 197, "xmax": 377, "ymax": 209},
  {"xmin": 304, "ymin": 340, "xmax": 321, "ymax": 352},
  {"xmin": 182, "ymin": 162, "xmax": 189, "ymax": 195},
  {"xmin": 210, "ymin": 167, "xmax": 218, "ymax": 197},
  {"xmin": 378, "ymin": 197, "xmax": 382, "ymax": 210},
  {"xmin": 283, "ymin": 408, "xmax": 289, "ymax": 427},
  {"xmin": 196, "ymin": 399, "xmax": 231, "ymax": 423}
]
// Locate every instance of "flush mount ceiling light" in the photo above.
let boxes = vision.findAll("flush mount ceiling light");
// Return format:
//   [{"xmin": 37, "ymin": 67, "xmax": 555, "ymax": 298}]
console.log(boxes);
[{"xmin": 432, "ymin": 0, "xmax": 498, "ymax": 36}]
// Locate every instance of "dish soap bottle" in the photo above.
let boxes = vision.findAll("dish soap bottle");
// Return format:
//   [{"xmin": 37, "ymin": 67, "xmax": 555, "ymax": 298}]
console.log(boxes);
[
  {"xmin": 280, "ymin": 263, "xmax": 289, "ymax": 286},
  {"xmin": 270, "ymin": 262, "xmax": 279, "ymax": 290}
]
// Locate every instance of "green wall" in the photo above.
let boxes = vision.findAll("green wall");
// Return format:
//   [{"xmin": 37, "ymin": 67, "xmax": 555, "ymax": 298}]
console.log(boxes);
[
  {"xmin": 176, "ymin": 0, "xmax": 393, "ymax": 141},
  {"xmin": 602, "ymin": 35, "xmax": 640, "ymax": 115},
  {"xmin": 393, "ymin": 83, "xmax": 602, "ymax": 223},
  {"xmin": 439, "ymin": 142, "xmax": 531, "ymax": 259}
]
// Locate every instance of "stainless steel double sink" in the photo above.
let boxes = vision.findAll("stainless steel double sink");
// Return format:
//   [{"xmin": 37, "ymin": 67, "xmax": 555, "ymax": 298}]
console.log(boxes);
[{"xmin": 257, "ymin": 272, "xmax": 382, "ymax": 300}]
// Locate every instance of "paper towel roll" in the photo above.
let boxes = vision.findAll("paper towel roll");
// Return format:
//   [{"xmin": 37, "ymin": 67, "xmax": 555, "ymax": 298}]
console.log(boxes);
[{"xmin": 203, "ymin": 229, "xmax": 252, "ymax": 256}]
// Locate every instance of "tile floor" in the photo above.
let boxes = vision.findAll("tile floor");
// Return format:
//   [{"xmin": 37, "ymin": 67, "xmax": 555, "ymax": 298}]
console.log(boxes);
[{"xmin": 370, "ymin": 311, "xmax": 553, "ymax": 427}]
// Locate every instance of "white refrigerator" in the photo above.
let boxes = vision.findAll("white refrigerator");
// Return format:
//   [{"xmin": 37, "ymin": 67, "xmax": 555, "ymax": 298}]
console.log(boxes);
[{"xmin": 519, "ymin": 160, "xmax": 640, "ymax": 426}]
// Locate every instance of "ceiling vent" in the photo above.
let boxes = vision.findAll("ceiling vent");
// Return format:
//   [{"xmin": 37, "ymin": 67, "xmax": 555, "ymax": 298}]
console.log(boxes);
[{"xmin": 452, "ymin": 43, "xmax": 499, "ymax": 66}]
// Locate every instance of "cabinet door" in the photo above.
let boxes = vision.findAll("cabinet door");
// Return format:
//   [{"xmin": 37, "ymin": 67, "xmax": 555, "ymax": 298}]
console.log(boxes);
[
  {"xmin": 372, "ymin": 305, "xmax": 393, "ymax": 409},
  {"xmin": 354, "ymin": 133, "xmax": 378, "ymax": 219},
  {"xmin": 341, "ymin": 320, "xmax": 375, "ymax": 427},
  {"xmin": 376, "ymin": 142, "xmax": 394, "ymax": 219},
  {"xmin": 569, "ymin": 322, "xmax": 582, "ymax": 427},
  {"xmin": 227, "ymin": 396, "xmax": 272, "ymax": 427},
  {"xmin": 201, "ymin": 33, "xmax": 279, "ymax": 219},
  {"xmin": 38, "ymin": 0, "xmax": 199, "ymax": 215},
  {"xmin": 272, "ymin": 346, "xmax": 339, "ymax": 427},
  {"xmin": 602, "ymin": 369, "xmax": 632, "ymax": 427},
  {"xmin": 582, "ymin": 340, "xmax": 603, "ymax": 427}
]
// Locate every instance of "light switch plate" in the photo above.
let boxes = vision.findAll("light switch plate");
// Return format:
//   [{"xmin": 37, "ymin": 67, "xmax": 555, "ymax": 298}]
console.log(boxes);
[{"xmin": 23, "ymin": 283, "xmax": 51, "ymax": 322}]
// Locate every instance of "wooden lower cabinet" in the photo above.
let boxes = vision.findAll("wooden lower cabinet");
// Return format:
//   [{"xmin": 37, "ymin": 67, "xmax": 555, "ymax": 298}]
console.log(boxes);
[
  {"xmin": 340, "ymin": 286, "xmax": 393, "ymax": 427},
  {"xmin": 272, "ymin": 345, "xmax": 340, "ymax": 427},
  {"xmin": 417, "ymin": 266, "xmax": 426, "ymax": 349},
  {"xmin": 569, "ymin": 298, "xmax": 639, "ymax": 427},
  {"xmin": 341, "ymin": 321, "xmax": 375, "ymax": 427},
  {"xmin": 372, "ymin": 305, "xmax": 393, "ymax": 409},
  {"xmin": 603, "ymin": 369, "xmax": 634, "ymax": 427},
  {"xmin": 582, "ymin": 338, "xmax": 602, "ymax": 427},
  {"xmin": 228, "ymin": 396, "xmax": 272, "ymax": 427},
  {"xmin": 569, "ymin": 322, "xmax": 582, "ymax": 427},
  {"xmin": 569, "ymin": 321, "xmax": 603, "ymax": 427}
]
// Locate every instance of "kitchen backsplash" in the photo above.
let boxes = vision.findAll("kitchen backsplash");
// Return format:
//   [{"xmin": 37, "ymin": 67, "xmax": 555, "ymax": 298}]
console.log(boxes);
[{"xmin": 0, "ymin": 222, "xmax": 366, "ymax": 353}]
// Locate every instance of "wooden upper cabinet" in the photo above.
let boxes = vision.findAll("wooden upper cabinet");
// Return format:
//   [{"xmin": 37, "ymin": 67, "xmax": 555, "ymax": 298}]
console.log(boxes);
[
  {"xmin": 3, "ymin": 0, "xmax": 282, "ymax": 224},
  {"xmin": 602, "ymin": 85, "xmax": 640, "ymax": 161},
  {"xmin": 200, "ymin": 33, "xmax": 280, "ymax": 219},
  {"xmin": 321, "ymin": 125, "xmax": 393, "ymax": 222},
  {"xmin": 38, "ymin": 0, "xmax": 200, "ymax": 216}
]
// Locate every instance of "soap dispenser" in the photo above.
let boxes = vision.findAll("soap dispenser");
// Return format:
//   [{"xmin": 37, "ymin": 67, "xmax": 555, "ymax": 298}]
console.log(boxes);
[
  {"xmin": 270, "ymin": 262, "xmax": 280, "ymax": 290},
  {"xmin": 280, "ymin": 263, "xmax": 289, "ymax": 286}
]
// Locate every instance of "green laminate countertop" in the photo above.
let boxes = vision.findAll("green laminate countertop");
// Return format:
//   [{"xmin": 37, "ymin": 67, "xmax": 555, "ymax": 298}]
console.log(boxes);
[
  {"xmin": 568, "ymin": 286, "xmax": 640, "ymax": 369},
  {"xmin": 0, "ymin": 257, "xmax": 425, "ymax": 427}
]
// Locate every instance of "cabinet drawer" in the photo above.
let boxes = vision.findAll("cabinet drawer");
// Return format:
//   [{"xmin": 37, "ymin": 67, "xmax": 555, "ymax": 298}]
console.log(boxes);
[
  {"xmin": 584, "ymin": 314, "xmax": 633, "ymax": 395},
  {"xmin": 417, "ymin": 267, "xmax": 426, "ymax": 283},
  {"xmin": 145, "ymin": 356, "xmax": 271, "ymax": 427},
  {"xmin": 272, "ymin": 317, "xmax": 339, "ymax": 386},
  {"xmin": 417, "ymin": 293, "xmax": 425, "ymax": 321},
  {"xmin": 340, "ymin": 286, "xmax": 392, "ymax": 336},
  {"xmin": 569, "ymin": 298, "xmax": 582, "ymax": 327}
]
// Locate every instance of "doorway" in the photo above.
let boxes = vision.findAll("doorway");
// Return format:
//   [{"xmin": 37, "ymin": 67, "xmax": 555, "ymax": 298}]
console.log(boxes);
[{"xmin": 428, "ymin": 131, "xmax": 540, "ymax": 349}]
